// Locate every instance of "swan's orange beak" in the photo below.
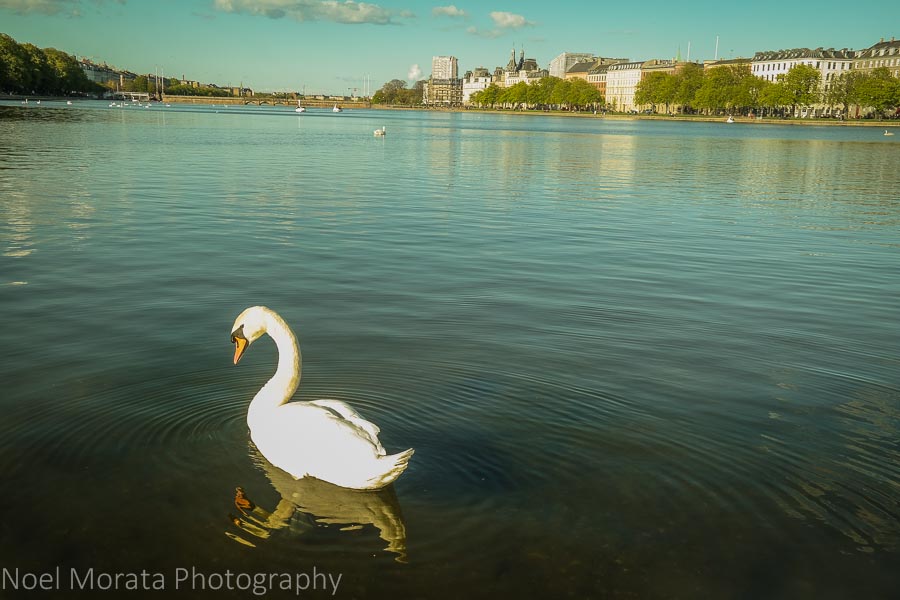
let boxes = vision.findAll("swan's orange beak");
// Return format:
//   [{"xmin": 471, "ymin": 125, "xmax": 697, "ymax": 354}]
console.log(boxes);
[
  {"xmin": 231, "ymin": 325, "xmax": 248, "ymax": 365},
  {"xmin": 233, "ymin": 336, "xmax": 248, "ymax": 365}
]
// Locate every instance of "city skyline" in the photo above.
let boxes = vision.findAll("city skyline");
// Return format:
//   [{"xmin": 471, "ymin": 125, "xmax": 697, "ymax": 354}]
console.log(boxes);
[{"xmin": 0, "ymin": 0, "xmax": 893, "ymax": 94}]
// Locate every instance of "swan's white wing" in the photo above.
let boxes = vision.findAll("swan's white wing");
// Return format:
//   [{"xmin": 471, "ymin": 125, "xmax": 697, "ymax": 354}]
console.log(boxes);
[{"xmin": 308, "ymin": 399, "xmax": 385, "ymax": 455}]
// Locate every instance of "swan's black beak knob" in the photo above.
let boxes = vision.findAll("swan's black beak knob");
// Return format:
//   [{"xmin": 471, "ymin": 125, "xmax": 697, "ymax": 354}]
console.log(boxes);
[{"xmin": 231, "ymin": 326, "xmax": 248, "ymax": 365}]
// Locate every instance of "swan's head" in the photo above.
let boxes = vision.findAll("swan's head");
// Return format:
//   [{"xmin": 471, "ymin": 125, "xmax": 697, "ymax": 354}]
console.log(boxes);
[{"xmin": 230, "ymin": 306, "xmax": 270, "ymax": 365}]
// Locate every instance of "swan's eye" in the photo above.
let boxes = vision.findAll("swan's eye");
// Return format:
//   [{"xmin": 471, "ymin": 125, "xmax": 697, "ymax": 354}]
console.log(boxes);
[{"xmin": 231, "ymin": 325, "xmax": 246, "ymax": 344}]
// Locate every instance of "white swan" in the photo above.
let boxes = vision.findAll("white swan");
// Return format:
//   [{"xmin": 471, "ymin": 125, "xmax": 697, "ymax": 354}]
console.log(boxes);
[
  {"xmin": 374, "ymin": 126, "xmax": 386, "ymax": 136},
  {"xmin": 230, "ymin": 306, "xmax": 413, "ymax": 490},
  {"xmin": 885, "ymin": 130, "xmax": 895, "ymax": 136}
]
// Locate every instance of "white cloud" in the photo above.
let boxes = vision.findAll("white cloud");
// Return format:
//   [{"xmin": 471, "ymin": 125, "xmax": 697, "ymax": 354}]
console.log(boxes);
[
  {"xmin": 465, "ymin": 25, "xmax": 503, "ymax": 39},
  {"xmin": 213, "ymin": 0, "xmax": 402, "ymax": 25},
  {"xmin": 489, "ymin": 11, "xmax": 532, "ymax": 29},
  {"xmin": 432, "ymin": 4, "xmax": 466, "ymax": 18},
  {"xmin": 408, "ymin": 64, "xmax": 422, "ymax": 81}
]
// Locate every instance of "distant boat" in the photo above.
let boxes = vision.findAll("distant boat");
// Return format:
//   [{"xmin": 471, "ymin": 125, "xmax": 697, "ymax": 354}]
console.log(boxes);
[
  {"xmin": 295, "ymin": 100, "xmax": 306, "ymax": 113},
  {"xmin": 726, "ymin": 115, "xmax": 735, "ymax": 124},
  {"xmin": 885, "ymin": 130, "xmax": 895, "ymax": 136},
  {"xmin": 333, "ymin": 104, "xmax": 343, "ymax": 113},
  {"xmin": 374, "ymin": 126, "xmax": 386, "ymax": 137}
]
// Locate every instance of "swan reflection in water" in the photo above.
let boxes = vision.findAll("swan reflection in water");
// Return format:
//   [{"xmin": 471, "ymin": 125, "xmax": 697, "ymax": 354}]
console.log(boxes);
[{"xmin": 226, "ymin": 452, "xmax": 408, "ymax": 562}]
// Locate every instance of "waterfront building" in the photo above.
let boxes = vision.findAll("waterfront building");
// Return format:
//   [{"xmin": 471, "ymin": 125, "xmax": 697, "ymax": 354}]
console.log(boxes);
[
  {"xmin": 432, "ymin": 56, "xmax": 459, "ymax": 80},
  {"xmin": 79, "ymin": 58, "xmax": 136, "ymax": 89},
  {"xmin": 582, "ymin": 58, "xmax": 629, "ymax": 99},
  {"xmin": 500, "ymin": 48, "xmax": 548, "ymax": 87},
  {"xmin": 846, "ymin": 37, "xmax": 900, "ymax": 117},
  {"xmin": 549, "ymin": 53, "xmax": 594, "ymax": 78},
  {"xmin": 585, "ymin": 64, "xmax": 609, "ymax": 98},
  {"xmin": 704, "ymin": 57, "xmax": 752, "ymax": 70},
  {"xmin": 564, "ymin": 61, "xmax": 594, "ymax": 82},
  {"xmin": 852, "ymin": 37, "xmax": 900, "ymax": 77},
  {"xmin": 462, "ymin": 68, "xmax": 494, "ymax": 105},
  {"xmin": 750, "ymin": 47, "xmax": 855, "ymax": 116},
  {"xmin": 423, "ymin": 77, "xmax": 462, "ymax": 106},
  {"xmin": 605, "ymin": 61, "xmax": 645, "ymax": 112}
]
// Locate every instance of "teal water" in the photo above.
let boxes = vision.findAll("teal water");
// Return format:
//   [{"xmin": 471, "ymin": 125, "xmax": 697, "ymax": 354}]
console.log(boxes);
[{"xmin": 1, "ymin": 100, "xmax": 899, "ymax": 598}]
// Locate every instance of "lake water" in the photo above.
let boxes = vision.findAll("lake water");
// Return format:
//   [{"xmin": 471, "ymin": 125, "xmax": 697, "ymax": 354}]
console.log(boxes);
[{"xmin": 1, "ymin": 100, "xmax": 898, "ymax": 599}]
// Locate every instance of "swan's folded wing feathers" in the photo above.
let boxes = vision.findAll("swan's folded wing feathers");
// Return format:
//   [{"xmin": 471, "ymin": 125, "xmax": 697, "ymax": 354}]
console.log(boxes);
[{"xmin": 308, "ymin": 399, "xmax": 384, "ymax": 453}]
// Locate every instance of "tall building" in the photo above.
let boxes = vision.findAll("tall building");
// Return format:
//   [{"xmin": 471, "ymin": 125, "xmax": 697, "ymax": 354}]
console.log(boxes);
[
  {"xmin": 549, "ymin": 53, "xmax": 594, "ymax": 78},
  {"xmin": 432, "ymin": 56, "xmax": 458, "ymax": 79}
]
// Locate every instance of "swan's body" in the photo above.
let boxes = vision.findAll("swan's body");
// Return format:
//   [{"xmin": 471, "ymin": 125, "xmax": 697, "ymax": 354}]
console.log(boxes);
[
  {"xmin": 885, "ymin": 130, "xmax": 895, "ymax": 136},
  {"xmin": 333, "ymin": 104, "xmax": 342, "ymax": 113},
  {"xmin": 295, "ymin": 101, "xmax": 306, "ymax": 113},
  {"xmin": 230, "ymin": 306, "xmax": 413, "ymax": 490},
  {"xmin": 374, "ymin": 126, "xmax": 386, "ymax": 136}
]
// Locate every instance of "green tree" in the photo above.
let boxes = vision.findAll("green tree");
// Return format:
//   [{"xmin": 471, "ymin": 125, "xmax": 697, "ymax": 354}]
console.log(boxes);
[
  {"xmin": 779, "ymin": 64, "xmax": 821, "ymax": 116},
  {"xmin": 43, "ymin": 48, "xmax": 87, "ymax": 94},
  {"xmin": 21, "ymin": 43, "xmax": 52, "ymax": 94},
  {"xmin": 825, "ymin": 71, "xmax": 864, "ymax": 114},
  {"xmin": 854, "ymin": 67, "xmax": 900, "ymax": 117},
  {"xmin": 570, "ymin": 78, "xmax": 601, "ymax": 108},
  {"xmin": 635, "ymin": 71, "xmax": 676, "ymax": 112},
  {"xmin": 758, "ymin": 81, "xmax": 791, "ymax": 115},
  {"xmin": 470, "ymin": 83, "xmax": 500, "ymax": 107},
  {"xmin": 500, "ymin": 81, "xmax": 529, "ymax": 107},
  {"xmin": 0, "ymin": 33, "xmax": 31, "ymax": 93},
  {"xmin": 549, "ymin": 78, "xmax": 573, "ymax": 108},
  {"xmin": 372, "ymin": 79, "xmax": 408, "ymax": 104},
  {"xmin": 673, "ymin": 63, "xmax": 704, "ymax": 113}
]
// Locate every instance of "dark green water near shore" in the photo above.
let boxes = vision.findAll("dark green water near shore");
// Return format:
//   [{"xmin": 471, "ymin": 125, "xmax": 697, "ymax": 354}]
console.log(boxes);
[{"xmin": 1, "ymin": 100, "xmax": 898, "ymax": 598}]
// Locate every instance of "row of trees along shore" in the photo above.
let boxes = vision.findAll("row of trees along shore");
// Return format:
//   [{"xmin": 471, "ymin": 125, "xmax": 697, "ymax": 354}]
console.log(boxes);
[
  {"xmin": 373, "ymin": 64, "xmax": 899, "ymax": 117},
  {"xmin": 0, "ymin": 33, "xmax": 102, "ymax": 96},
  {"xmin": 634, "ymin": 63, "xmax": 900, "ymax": 117},
  {"xmin": 1, "ymin": 33, "xmax": 235, "ymax": 98}
]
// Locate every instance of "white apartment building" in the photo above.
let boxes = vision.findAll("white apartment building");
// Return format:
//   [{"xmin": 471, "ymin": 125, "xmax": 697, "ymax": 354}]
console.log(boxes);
[
  {"xmin": 750, "ymin": 48, "xmax": 854, "ymax": 94},
  {"xmin": 462, "ymin": 68, "xmax": 494, "ymax": 104},
  {"xmin": 853, "ymin": 37, "xmax": 900, "ymax": 77},
  {"xmin": 549, "ymin": 53, "xmax": 594, "ymax": 78},
  {"xmin": 432, "ymin": 56, "xmax": 458, "ymax": 80},
  {"xmin": 605, "ymin": 61, "xmax": 644, "ymax": 112}
]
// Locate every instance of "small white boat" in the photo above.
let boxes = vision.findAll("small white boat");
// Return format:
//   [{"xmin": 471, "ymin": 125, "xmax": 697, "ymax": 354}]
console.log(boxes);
[
  {"xmin": 726, "ymin": 115, "xmax": 734, "ymax": 124},
  {"xmin": 885, "ymin": 130, "xmax": 895, "ymax": 136},
  {"xmin": 333, "ymin": 104, "xmax": 343, "ymax": 113},
  {"xmin": 295, "ymin": 100, "xmax": 306, "ymax": 113},
  {"xmin": 374, "ymin": 126, "xmax": 386, "ymax": 137}
]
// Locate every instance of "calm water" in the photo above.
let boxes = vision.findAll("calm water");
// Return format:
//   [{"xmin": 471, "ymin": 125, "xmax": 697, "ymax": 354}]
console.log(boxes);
[{"xmin": 1, "ymin": 100, "xmax": 898, "ymax": 599}]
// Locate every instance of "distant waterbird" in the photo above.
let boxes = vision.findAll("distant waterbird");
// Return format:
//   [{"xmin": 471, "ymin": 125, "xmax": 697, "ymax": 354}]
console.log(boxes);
[{"xmin": 374, "ymin": 126, "xmax": 386, "ymax": 137}]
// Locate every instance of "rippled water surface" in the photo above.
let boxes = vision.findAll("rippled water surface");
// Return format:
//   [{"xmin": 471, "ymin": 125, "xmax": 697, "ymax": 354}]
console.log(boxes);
[{"xmin": 1, "ymin": 100, "xmax": 899, "ymax": 598}]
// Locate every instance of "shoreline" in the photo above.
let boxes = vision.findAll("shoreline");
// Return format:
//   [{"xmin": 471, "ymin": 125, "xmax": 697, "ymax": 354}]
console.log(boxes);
[
  {"xmin": 3, "ymin": 94, "xmax": 896, "ymax": 128},
  {"xmin": 369, "ymin": 104, "xmax": 898, "ymax": 127}
]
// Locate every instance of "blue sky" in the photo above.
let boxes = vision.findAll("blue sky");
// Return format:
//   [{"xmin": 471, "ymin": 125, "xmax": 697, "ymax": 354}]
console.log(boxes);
[{"xmin": 0, "ymin": 0, "xmax": 893, "ymax": 94}]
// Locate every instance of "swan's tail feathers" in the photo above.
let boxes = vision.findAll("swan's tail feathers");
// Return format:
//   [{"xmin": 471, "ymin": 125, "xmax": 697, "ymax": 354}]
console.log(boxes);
[{"xmin": 368, "ymin": 448, "xmax": 414, "ymax": 489}]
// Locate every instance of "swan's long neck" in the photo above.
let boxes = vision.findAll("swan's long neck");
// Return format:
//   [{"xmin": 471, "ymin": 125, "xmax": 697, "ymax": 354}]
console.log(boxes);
[{"xmin": 248, "ymin": 311, "xmax": 301, "ymax": 425}]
